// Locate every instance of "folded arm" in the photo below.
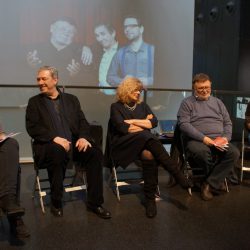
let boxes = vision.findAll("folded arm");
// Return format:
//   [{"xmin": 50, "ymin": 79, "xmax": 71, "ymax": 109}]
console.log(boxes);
[{"xmin": 124, "ymin": 114, "xmax": 154, "ymax": 133}]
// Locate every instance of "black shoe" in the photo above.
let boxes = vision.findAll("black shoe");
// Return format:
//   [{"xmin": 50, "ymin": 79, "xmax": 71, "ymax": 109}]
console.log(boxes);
[
  {"xmin": 87, "ymin": 205, "xmax": 111, "ymax": 219},
  {"xmin": 145, "ymin": 199, "xmax": 157, "ymax": 218},
  {"xmin": 210, "ymin": 182, "xmax": 228, "ymax": 195},
  {"xmin": 1, "ymin": 195, "xmax": 25, "ymax": 217},
  {"xmin": 50, "ymin": 205, "xmax": 63, "ymax": 217},
  {"xmin": 8, "ymin": 217, "xmax": 30, "ymax": 239},
  {"xmin": 201, "ymin": 182, "xmax": 213, "ymax": 201}
]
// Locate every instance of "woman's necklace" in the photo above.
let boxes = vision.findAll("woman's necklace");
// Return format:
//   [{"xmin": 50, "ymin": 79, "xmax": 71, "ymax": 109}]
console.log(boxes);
[{"xmin": 124, "ymin": 103, "xmax": 137, "ymax": 111}]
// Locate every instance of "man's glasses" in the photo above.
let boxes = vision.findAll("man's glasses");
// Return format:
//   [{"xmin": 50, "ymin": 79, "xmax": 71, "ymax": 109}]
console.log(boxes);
[{"xmin": 196, "ymin": 86, "xmax": 211, "ymax": 91}]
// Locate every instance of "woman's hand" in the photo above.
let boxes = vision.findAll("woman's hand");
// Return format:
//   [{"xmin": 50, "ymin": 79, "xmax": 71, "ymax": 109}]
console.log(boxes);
[
  {"xmin": 128, "ymin": 124, "xmax": 144, "ymax": 133},
  {"xmin": 124, "ymin": 119, "xmax": 134, "ymax": 125},
  {"xmin": 124, "ymin": 116, "xmax": 153, "ymax": 130},
  {"xmin": 146, "ymin": 114, "xmax": 153, "ymax": 120}
]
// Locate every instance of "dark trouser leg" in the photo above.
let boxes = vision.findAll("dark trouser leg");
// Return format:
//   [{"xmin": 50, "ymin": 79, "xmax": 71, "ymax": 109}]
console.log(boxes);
[
  {"xmin": 76, "ymin": 146, "xmax": 104, "ymax": 207},
  {"xmin": 142, "ymin": 159, "xmax": 158, "ymax": 218},
  {"xmin": 207, "ymin": 143, "xmax": 239, "ymax": 189},
  {"xmin": 186, "ymin": 141, "xmax": 239, "ymax": 189},
  {"xmin": 186, "ymin": 140, "xmax": 214, "ymax": 177},
  {"xmin": 42, "ymin": 143, "xmax": 68, "ymax": 207},
  {"xmin": 142, "ymin": 159, "xmax": 158, "ymax": 200},
  {"xmin": 144, "ymin": 139, "xmax": 191, "ymax": 188},
  {"xmin": 0, "ymin": 138, "xmax": 19, "ymax": 198},
  {"xmin": 0, "ymin": 138, "xmax": 24, "ymax": 216}
]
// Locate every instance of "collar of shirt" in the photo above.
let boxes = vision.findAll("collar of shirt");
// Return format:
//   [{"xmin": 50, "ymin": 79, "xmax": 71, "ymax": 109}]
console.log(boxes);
[
  {"xmin": 128, "ymin": 39, "xmax": 144, "ymax": 52},
  {"xmin": 103, "ymin": 41, "xmax": 118, "ymax": 53}
]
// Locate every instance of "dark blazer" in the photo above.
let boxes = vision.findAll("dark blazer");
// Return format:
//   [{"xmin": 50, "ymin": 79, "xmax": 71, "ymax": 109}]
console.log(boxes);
[{"xmin": 26, "ymin": 89, "xmax": 92, "ymax": 145}]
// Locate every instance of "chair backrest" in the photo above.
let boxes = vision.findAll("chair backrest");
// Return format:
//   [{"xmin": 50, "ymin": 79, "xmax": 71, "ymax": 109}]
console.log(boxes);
[
  {"xmin": 104, "ymin": 119, "xmax": 115, "ymax": 170},
  {"xmin": 170, "ymin": 124, "xmax": 185, "ymax": 168},
  {"xmin": 89, "ymin": 122, "xmax": 103, "ymax": 150},
  {"xmin": 171, "ymin": 124, "xmax": 206, "ymax": 178},
  {"xmin": 30, "ymin": 138, "xmax": 46, "ymax": 171}
]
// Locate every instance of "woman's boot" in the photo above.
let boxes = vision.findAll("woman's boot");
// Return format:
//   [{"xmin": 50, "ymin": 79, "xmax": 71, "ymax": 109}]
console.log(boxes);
[
  {"xmin": 145, "ymin": 139, "xmax": 193, "ymax": 188},
  {"xmin": 142, "ymin": 159, "xmax": 158, "ymax": 218}
]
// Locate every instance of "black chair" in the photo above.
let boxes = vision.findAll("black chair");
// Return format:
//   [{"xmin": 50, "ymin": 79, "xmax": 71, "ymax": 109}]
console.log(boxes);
[
  {"xmin": 105, "ymin": 120, "xmax": 160, "ymax": 201},
  {"xmin": 31, "ymin": 140, "xmax": 87, "ymax": 214},
  {"xmin": 31, "ymin": 122, "xmax": 103, "ymax": 213},
  {"xmin": 172, "ymin": 125, "xmax": 229, "ymax": 195}
]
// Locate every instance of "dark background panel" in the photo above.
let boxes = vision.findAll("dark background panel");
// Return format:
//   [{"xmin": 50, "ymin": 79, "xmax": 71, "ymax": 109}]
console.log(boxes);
[
  {"xmin": 238, "ymin": 0, "xmax": 250, "ymax": 91},
  {"xmin": 193, "ymin": 0, "xmax": 240, "ymax": 91}
]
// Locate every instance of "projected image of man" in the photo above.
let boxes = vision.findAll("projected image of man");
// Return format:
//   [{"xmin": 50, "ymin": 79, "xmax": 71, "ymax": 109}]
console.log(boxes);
[
  {"xmin": 94, "ymin": 24, "xmax": 118, "ymax": 95},
  {"xmin": 26, "ymin": 18, "xmax": 93, "ymax": 84},
  {"xmin": 107, "ymin": 16, "xmax": 154, "ymax": 88}
]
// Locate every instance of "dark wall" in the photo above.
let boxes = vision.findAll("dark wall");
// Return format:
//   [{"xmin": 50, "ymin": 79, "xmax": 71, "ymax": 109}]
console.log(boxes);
[
  {"xmin": 193, "ymin": 0, "xmax": 240, "ymax": 90},
  {"xmin": 238, "ymin": 0, "xmax": 250, "ymax": 91}
]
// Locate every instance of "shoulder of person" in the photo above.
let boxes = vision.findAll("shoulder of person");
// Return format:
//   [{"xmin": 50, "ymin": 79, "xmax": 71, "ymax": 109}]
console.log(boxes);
[
  {"xmin": 182, "ymin": 95, "xmax": 195, "ymax": 104},
  {"xmin": 210, "ymin": 95, "xmax": 221, "ymax": 101},
  {"xmin": 61, "ymin": 92, "xmax": 80, "ymax": 102},
  {"xmin": 118, "ymin": 45, "xmax": 130, "ymax": 53},
  {"xmin": 28, "ymin": 93, "xmax": 42, "ymax": 102},
  {"xmin": 212, "ymin": 96, "xmax": 226, "ymax": 106},
  {"xmin": 111, "ymin": 101, "xmax": 120, "ymax": 108},
  {"xmin": 143, "ymin": 41, "xmax": 154, "ymax": 49}
]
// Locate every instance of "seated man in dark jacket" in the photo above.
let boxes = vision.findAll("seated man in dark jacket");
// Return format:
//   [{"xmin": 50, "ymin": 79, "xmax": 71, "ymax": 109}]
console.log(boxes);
[
  {"xmin": 177, "ymin": 73, "xmax": 239, "ymax": 201},
  {"xmin": 25, "ymin": 66, "xmax": 111, "ymax": 219},
  {"xmin": 0, "ymin": 124, "xmax": 30, "ymax": 239}
]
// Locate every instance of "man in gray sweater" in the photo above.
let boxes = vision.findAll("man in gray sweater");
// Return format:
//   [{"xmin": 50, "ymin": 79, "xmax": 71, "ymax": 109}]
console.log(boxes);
[{"xmin": 177, "ymin": 73, "xmax": 239, "ymax": 201}]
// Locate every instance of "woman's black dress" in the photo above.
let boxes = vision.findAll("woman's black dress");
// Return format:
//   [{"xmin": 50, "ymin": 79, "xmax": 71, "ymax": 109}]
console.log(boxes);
[{"xmin": 109, "ymin": 101, "xmax": 159, "ymax": 168}]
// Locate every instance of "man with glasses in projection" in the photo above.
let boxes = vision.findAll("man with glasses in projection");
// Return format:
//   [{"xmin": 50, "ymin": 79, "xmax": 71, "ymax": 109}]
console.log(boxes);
[
  {"xmin": 26, "ymin": 18, "xmax": 93, "ymax": 84},
  {"xmin": 107, "ymin": 15, "xmax": 154, "ymax": 88},
  {"xmin": 177, "ymin": 73, "xmax": 239, "ymax": 201}
]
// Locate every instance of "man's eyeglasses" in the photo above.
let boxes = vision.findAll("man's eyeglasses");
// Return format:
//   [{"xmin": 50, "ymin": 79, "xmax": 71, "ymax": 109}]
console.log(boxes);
[{"xmin": 196, "ymin": 86, "xmax": 211, "ymax": 91}]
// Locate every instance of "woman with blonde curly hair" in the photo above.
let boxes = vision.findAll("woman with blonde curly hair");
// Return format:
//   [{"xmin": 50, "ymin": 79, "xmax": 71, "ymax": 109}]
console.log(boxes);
[{"xmin": 108, "ymin": 77, "xmax": 192, "ymax": 218}]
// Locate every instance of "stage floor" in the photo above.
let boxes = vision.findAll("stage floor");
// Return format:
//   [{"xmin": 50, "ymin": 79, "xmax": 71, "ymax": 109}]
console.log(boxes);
[{"xmin": 1, "ymin": 165, "xmax": 250, "ymax": 249}]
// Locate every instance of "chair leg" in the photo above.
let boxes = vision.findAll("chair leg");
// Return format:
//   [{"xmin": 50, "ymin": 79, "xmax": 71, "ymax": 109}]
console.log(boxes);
[
  {"xmin": 112, "ymin": 167, "xmax": 120, "ymax": 201},
  {"xmin": 240, "ymin": 166, "xmax": 244, "ymax": 183},
  {"xmin": 36, "ymin": 176, "xmax": 45, "ymax": 214},
  {"xmin": 188, "ymin": 187, "xmax": 192, "ymax": 196},
  {"xmin": 32, "ymin": 175, "xmax": 37, "ymax": 199},
  {"xmin": 241, "ymin": 148, "xmax": 244, "ymax": 182},
  {"xmin": 155, "ymin": 185, "xmax": 161, "ymax": 198},
  {"xmin": 224, "ymin": 178, "xmax": 229, "ymax": 193},
  {"xmin": 82, "ymin": 171, "xmax": 88, "ymax": 193},
  {"xmin": 184, "ymin": 163, "xmax": 192, "ymax": 196}
]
